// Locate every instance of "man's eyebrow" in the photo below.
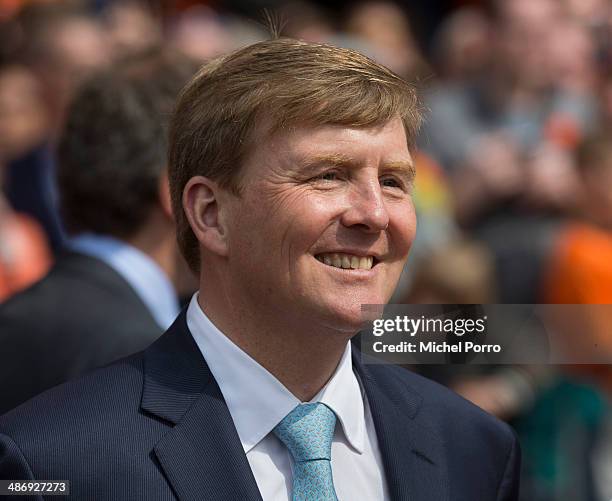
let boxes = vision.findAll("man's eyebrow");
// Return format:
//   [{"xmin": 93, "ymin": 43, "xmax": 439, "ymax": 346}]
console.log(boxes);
[
  {"xmin": 299, "ymin": 154, "xmax": 416, "ymax": 179},
  {"xmin": 299, "ymin": 154, "xmax": 356, "ymax": 170},
  {"xmin": 382, "ymin": 160, "xmax": 416, "ymax": 182}
]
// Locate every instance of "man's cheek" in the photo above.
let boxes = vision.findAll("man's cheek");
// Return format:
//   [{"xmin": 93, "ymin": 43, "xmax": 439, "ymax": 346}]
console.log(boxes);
[{"xmin": 392, "ymin": 217, "xmax": 417, "ymax": 255}]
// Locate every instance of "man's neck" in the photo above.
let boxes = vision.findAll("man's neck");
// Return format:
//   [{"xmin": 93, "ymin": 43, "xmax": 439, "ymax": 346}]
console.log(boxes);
[{"xmin": 197, "ymin": 292, "xmax": 351, "ymax": 402}]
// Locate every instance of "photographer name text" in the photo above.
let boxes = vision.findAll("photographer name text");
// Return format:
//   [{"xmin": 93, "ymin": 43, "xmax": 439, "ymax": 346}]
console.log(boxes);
[{"xmin": 372, "ymin": 340, "xmax": 501, "ymax": 354}]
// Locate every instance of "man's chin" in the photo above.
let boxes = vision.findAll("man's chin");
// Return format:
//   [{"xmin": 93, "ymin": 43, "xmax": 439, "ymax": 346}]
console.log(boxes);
[{"xmin": 311, "ymin": 300, "xmax": 380, "ymax": 335}]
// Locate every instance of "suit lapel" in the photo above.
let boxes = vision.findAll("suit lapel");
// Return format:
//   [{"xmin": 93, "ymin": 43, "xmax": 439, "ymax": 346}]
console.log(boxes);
[
  {"xmin": 141, "ymin": 312, "xmax": 263, "ymax": 501},
  {"xmin": 353, "ymin": 348, "xmax": 449, "ymax": 501}
]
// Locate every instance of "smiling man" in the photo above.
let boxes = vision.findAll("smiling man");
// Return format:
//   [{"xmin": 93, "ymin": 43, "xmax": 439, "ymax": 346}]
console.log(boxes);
[{"xmin": 0, "ymin": 39, "xmax": 520, "ymax": 501}]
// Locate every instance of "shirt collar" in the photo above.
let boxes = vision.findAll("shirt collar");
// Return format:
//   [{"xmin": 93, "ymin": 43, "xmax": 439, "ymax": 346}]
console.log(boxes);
[
  {"xmin": 186, "ymin": 293, "xmax": 365, "ymax": 454},
  {"xmin": 313, "ymin": 338, "xmax": 366, "ymax": 454},
  {"xmin": 69, "ymin": 233, "xmax": 180, "ymax": 330}
]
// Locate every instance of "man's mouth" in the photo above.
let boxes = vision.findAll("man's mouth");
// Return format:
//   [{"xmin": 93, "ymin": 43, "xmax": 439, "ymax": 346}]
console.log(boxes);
[{"xmin": 314, "ymin": 253, "xmax": 376, "ymax": 271}]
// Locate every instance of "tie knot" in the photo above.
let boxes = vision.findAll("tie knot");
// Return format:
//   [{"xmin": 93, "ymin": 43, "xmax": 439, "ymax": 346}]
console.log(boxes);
[{"xmin": 273, "ymin": 403, "xmax": 337, "ymax": 462}]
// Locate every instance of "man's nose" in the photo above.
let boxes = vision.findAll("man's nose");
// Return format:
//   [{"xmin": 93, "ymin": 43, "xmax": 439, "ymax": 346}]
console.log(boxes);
[{"xmin": 340, "ymin": 180, "xmax": 390, "ymax": 232}]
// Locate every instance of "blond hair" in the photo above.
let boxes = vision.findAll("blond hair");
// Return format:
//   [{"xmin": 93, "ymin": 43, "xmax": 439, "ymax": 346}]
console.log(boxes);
[{"xmin": 168, "ymin": 37, "xmax": 422, "ymax": 273}]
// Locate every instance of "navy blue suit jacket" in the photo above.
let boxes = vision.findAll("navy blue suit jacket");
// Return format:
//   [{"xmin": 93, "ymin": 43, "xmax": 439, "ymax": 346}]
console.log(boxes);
[{"xmin": 0, "ymin": 311, "xmax": 520, "ymax": 500}]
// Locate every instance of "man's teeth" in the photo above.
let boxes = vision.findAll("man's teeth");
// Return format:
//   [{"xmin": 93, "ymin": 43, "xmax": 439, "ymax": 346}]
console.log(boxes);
[{"xmin": 316, "ymin": 253, "xmax": 374, "ymax": 270}]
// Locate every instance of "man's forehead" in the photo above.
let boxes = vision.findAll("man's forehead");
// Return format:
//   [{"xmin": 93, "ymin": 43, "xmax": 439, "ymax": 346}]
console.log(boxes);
[
  {"xmin": 252, "ymin": 112, "xmax": 405, "ymax": 142},
  {"xmin": 287, "ymin": 122, "xmax": 412, "ymax": 164},
  {"xmin": 239, "ymin": 117, "xmax": 414, "ymax": 182},
  {"xmin": 273, "ymin": 118, "xmax": 409, "ymax": 150}
]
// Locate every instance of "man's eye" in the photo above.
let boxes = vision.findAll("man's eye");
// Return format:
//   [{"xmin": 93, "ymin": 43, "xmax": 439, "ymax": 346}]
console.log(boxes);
[
  {"xmin": 381, "ymin": 177, "xmax": 401, "ymax": 188},
  {"xmin": 317, "ymin": 172, "xmax": 338, "ymax": 181}
]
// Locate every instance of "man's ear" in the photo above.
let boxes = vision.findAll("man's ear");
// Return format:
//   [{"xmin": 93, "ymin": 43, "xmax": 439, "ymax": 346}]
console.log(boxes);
[
  {"xmin": 158, "ymin": 170, "xmax": 174, "ymax": 221},
  {"xmin": 182, "ymin": 176, "xmax": 230, "ymax": 257}
]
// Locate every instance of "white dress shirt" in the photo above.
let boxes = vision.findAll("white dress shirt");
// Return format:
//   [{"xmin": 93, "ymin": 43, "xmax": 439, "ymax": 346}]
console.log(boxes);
[
  {"xmin": 187, "ymin": 294, "xmax": 389, "ymax": 501},
  {"xmin": 69, "ymin": 233, "xmax": 180, "ymax": 330}
]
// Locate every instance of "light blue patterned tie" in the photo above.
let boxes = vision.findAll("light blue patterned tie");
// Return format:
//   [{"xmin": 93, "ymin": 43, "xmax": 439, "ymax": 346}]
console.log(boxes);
[{"xmin": 273, "ymin": 403, "xmax": 339, "ymax": 501}]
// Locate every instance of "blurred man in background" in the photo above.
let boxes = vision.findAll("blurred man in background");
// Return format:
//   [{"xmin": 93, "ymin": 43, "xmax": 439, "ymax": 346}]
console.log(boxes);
[
  {"xmin": 543, "ymin": 131, "xmax": 612, "ymax": 397},
  {"xmin": 0, "ymin": 48, "xmax": 197, "ymax": 415},
  {"xmin": 545, "ymin": 131, "xmax": 612, "ymax": 307}
]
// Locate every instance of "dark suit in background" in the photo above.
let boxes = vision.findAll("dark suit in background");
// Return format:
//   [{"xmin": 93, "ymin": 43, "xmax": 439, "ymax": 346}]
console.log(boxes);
[
  {"xmin": 0, "ymin": 251, "xmax": 161, "ymax": 415},
  {"xmin": 0, "ymin": 311, "xmax": 520, "ymax": 501}
]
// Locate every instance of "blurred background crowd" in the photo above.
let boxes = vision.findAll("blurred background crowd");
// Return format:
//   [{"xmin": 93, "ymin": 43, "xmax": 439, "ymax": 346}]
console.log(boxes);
[{"xmin": 0, "ymin": 0, "xmax": 612, "ymax": 499}]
